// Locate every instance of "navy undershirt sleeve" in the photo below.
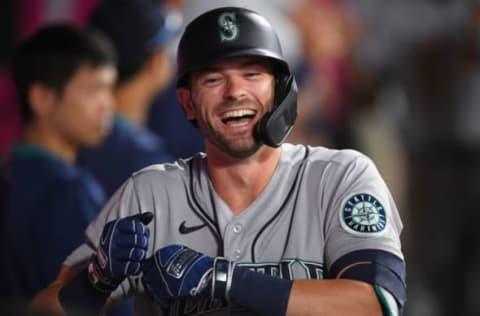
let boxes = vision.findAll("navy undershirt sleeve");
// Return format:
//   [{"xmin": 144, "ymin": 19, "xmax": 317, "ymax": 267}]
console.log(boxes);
[{"xmin": 327, "ymin": 249, "xmax": 407, "ymax": 310}]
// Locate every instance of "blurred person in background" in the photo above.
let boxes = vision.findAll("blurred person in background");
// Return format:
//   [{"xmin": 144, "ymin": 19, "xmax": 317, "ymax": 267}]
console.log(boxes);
[
  {"xmin": 325, "ymin": 1, "xmax": 476, "ymax": 315},
  {"xmin": 147, "ymin": 0, "xmax": 206, "ymax": 160},
  {"xmin": 289, "ymin": 0, "xmax": 362, "ymax": 149},
  {"xmin": 0, "ymin": 0, "xmax": 102, "ymax": 164},
  {"xmin": 0, "ymin": 24, "xmax": 116, "ymax": 312},
  {"xmin": 78, "ymin": 0, "xmax": 182, "ymax": 198},
  {"xmin": 398, "ymin": 2, "xmax": 480, "ymax": 315}
]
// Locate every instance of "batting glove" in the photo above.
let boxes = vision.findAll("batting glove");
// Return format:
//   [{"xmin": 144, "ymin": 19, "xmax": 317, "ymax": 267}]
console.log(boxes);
[
  {"xmin": 88, "ymin": 212, "xmax": 154, "ymax": 293},
  {"xmin": 141, "ymin": 244, "xmax": 232, "ymax": 307}
]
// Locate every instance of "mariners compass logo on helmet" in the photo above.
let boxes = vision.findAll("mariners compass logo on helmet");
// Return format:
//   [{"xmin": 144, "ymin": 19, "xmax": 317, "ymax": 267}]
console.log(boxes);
[
  {"xmin": 340, "ymin": 193, "xmax": 387, "ymax": 235},
  {"xmin": 218, "ymin": 12, "xmax": 239, "ymax": 42}
]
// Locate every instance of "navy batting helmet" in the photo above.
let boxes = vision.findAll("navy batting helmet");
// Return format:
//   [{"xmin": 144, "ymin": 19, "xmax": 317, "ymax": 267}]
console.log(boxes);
[{"xmin": 176, "ymin": 6, "xmax": 297, "ymax": 147}]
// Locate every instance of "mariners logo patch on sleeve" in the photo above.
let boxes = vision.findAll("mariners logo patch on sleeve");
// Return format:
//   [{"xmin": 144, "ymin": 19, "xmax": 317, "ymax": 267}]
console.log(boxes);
[{"xmin": 340, "ymin": 193, "xmax": 387, "ymax": 236}]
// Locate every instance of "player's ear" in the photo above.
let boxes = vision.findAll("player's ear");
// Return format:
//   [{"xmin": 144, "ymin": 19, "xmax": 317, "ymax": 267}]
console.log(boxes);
[
  {"xmin": 28, "ymin": 82, "xmax": 57, "ymax": 119},
  {"xmin": 177, "ymin": 87, "xmax": 196, "ymax": 121}
]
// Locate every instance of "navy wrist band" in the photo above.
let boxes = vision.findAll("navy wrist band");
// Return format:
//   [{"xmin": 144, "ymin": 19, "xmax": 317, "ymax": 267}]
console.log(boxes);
[{"xmin": 212, "ymin": 257, "xmax": 229, "ymax": 299}]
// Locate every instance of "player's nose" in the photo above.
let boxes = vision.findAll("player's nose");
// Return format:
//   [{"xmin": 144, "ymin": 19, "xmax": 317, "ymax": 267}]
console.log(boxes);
[{"xmin": 223, "ymin": 75, "xmax": 246, "ymax": 100}]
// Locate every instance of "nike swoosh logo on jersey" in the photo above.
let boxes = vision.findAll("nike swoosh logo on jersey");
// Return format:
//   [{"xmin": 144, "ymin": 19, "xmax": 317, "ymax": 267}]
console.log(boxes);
[{"xmin": 178, "ymin": 221, "xmax": 207, "ymax": 234}]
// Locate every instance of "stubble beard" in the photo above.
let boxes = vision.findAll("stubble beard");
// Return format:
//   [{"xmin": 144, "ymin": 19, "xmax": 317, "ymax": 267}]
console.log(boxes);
[{"xmin": 207, "ymin": 123, "xmax": 262, "ymax": 159}]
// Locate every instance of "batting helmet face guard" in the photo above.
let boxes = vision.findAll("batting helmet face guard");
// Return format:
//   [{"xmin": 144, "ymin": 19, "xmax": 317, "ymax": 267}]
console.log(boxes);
[{"xmin": 177, "ymin": 6, "xmax": 297, "ymax": 148}]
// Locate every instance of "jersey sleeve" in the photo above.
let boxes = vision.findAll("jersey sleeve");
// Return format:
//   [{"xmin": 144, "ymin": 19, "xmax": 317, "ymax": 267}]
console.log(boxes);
[
  {"xmin": 321, "ymin": 150, "xmax": 406, "ymax": 309},
  {"xmin": 322, "ymin": 151, "xmax": 403, "ymax": 264}
]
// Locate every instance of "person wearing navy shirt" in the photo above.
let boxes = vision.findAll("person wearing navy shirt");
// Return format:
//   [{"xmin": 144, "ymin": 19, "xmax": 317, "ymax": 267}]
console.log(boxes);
[
  {"xmin": 3, "ymin": 145, "xmax": 105, "ymax": 295},
  {"xmin": 79, "ymin": 114, "xmax": 173, "ymax": 198},
  {"xmin": 0, "ymin": 24, "xmax": 117, "ymax": 313},
  {"xmin": 78, "ymin": 0, "xmax": 181, "ymax": 197}
]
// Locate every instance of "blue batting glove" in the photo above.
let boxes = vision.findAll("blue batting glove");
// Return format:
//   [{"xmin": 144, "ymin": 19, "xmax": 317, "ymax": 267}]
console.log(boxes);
[
  {"xmin": 142, "ymin": 245, "xmax": 229, "ymax": 307},
  {"xmin": 88, "ymin": 212, "xmax": 153, "ymax": 293}
]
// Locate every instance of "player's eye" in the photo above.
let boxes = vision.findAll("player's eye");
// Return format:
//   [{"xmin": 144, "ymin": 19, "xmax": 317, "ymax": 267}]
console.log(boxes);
[
  {"xmin": 244, "ymin": 72, "xmax": 260, "ymax": 78},
  {"xmin": 201, "ymin": 75, "xmax": 222, "ymax": 86}
]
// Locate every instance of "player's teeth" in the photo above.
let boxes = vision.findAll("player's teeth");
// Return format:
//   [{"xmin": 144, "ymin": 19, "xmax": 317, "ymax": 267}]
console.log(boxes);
[{"xmin": 221, "ymin": 110, "xmax": 255, "ymax": 119}]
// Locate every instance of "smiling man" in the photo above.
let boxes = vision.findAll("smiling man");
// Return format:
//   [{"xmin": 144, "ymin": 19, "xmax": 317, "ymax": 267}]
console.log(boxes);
[
  {"xmin": 179, "ymin": 57, "xmax": 276, "ymax": 160},
  {"xmin": 32, "ymin": 7, "xmax": 406, "ymax": 316}
]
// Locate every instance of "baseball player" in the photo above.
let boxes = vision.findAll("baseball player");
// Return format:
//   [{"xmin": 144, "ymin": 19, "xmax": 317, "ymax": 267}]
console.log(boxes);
[{"xmin": 32, "ymin": 7, "xmax": 406, "ymax": 316}]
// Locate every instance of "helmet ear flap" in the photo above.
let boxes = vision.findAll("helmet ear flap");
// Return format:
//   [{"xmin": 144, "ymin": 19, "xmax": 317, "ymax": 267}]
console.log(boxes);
[
  {"xmin": 255, "ymin": 75, "xmax": 298, "ymax": 147},
  {"xmin": 274, "ymin": 73, "xmax": 290, "ymax": 108}
]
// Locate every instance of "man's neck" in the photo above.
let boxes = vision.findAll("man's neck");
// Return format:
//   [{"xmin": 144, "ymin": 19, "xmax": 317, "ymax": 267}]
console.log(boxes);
[
  {"xmin": 207, "ymin": 145, "xmax": 282, "ymax": 215},
  {"xmin": 22, "ymin": 124, "xmax": 77, "ymax": 164}
]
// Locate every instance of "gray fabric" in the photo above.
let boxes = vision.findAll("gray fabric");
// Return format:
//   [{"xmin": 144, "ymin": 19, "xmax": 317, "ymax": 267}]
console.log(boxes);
[{"xmin": 66, "ymin": 143, "xmax": 403, "ymax": 315}]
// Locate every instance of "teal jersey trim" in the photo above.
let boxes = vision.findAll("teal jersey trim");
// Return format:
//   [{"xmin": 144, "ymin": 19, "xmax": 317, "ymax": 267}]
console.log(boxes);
[
  {"xmin": 374, "ymin": 284, "xmax": 394, "ymax": 316},
  {"xmin": 12, "ymin": 143, "xmax": 64, "ymax": 163}
]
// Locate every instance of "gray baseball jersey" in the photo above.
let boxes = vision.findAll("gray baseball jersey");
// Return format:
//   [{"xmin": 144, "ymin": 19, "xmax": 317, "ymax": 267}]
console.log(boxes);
[{"xmin": 66, "ymin": 143, "xmax": 405, "ymax": 315}]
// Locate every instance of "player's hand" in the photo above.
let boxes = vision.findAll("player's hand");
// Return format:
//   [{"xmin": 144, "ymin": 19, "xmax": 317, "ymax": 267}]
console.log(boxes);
[
  {"xmin": 88, "ymin": 212, "xmax": 154, "ymax": 293},
  {"xmin": 141, "ymin": 244, "xmax": 230, "ymax": 307}
]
